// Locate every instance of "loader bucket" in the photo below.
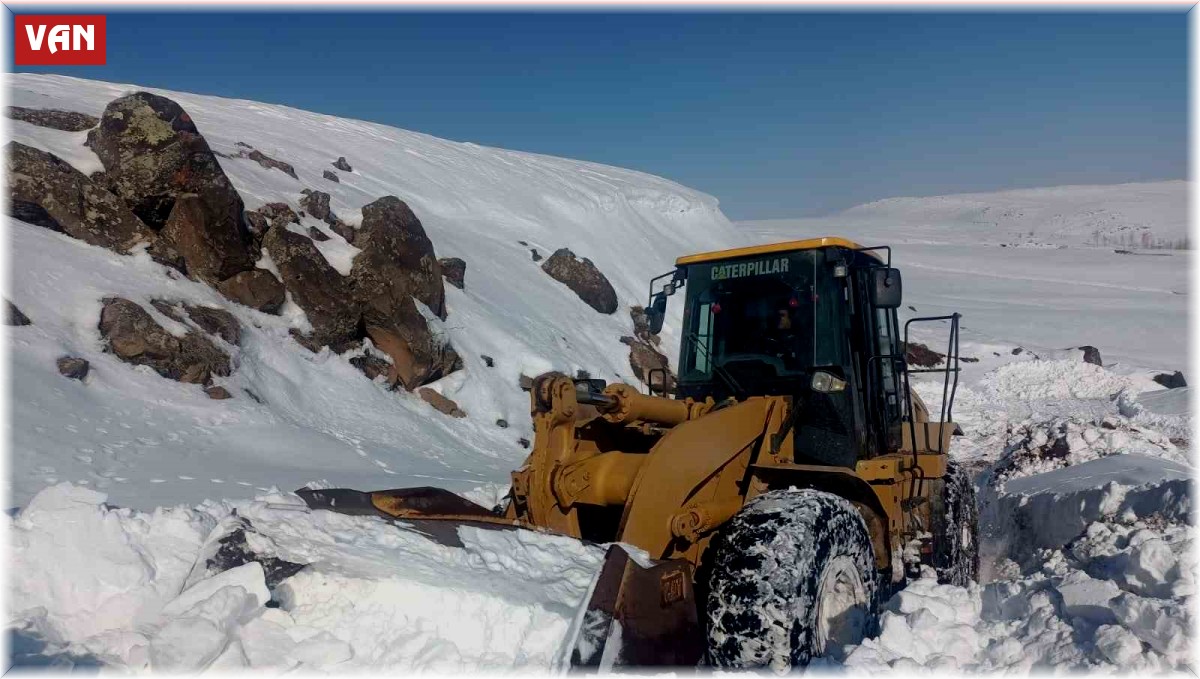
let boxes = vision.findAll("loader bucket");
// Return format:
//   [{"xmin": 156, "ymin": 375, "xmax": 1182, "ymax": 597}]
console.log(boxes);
[{"xmin": 566, "ymin": 544, "xmax": 704, "ymax": 670}]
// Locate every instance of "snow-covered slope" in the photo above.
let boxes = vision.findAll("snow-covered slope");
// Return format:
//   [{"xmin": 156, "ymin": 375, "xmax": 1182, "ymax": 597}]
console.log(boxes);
[{"xmin": 5, "ymin": 73, "xmax": 739, "ymax": 510}]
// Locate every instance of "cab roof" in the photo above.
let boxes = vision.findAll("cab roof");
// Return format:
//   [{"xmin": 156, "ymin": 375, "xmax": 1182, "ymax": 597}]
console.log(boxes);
[{"xmin": 675, "ymin": 236, "xmax": 882, "ymax": 266}]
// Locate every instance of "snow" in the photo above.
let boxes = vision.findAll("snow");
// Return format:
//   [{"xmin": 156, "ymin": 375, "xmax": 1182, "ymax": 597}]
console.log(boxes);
[{"xmin": 4, "ymin": 73, "xmax": 1192, "ymax": 673}]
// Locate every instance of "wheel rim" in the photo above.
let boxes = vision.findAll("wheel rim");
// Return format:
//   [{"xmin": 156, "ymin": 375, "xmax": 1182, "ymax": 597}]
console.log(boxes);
[{"xmin": 813, "ymin": 555, "xmax": 869, "ymax": 658}]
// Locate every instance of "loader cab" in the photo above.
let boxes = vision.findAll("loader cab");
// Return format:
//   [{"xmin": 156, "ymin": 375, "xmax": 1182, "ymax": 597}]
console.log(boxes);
[{"xmin": 646, "ymin": 238, "xmax": 907, "ymax": 466}]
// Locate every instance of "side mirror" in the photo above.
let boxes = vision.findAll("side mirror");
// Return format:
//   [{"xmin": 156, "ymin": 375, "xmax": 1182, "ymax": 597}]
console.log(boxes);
[
  {"xmin": 869, "ymin": 268, "xmax": 902, "ymax": 309},
  {"xmin": 647, "ymin": 292, "xmax": 667, "ymax": 334}
]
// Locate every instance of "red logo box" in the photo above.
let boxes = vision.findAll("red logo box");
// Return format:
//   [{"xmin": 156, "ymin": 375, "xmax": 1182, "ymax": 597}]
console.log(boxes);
[{"xmin": 13, "ymin": 15, "xmax": 106, "ymax": 66}]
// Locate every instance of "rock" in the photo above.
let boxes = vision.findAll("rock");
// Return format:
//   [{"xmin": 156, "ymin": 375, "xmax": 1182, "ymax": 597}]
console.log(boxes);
[
  {"xmin": 322, "ymin": 170, "xmax": 340, "ymax": 183},
  {"xmin": 629, "ymin": 305, "xmax": 661, "ymax": 346},
  {"xmin": 158, "ymin": 193, "xmax": 256, "ymax": 283},
  {"xmin": 256, "ymin": 202, "xmax": 300, "ymax": 228},
  {"xmin": 307, "ymin": 226, "xmax": 330, "ymax": 242},
  {"xmin": 6, "ymin": 142, "xmax": 155, "ymax": 253},
  {"xmin": 99, "ymin": 297, "xmax": 230, "ymax": 384},
  {"xmin": 439, "ymin": 257, "xmax": 466, "ymax": 290},
  {"xmin": 621, "ymin": 336, "xmax": 675, "ymax": 392},
  {"xmin": 332, "ymin": 157, "xmax": 352, "ymax": 172},
  {"xmin": 5, "ymin": 300, "xmax": 31, "ymax": 326},
  {"xmin": 243, "ymin": 210, "xmax": 270, "ymax": 247},
  {"xmin": 904, "ymin": 341, "xmax": 944, "ymax": 368},
  {"xmin": 299, "ymin": 189, "xmax": 334, "ymax": 224},
  {"xmin": 481, "ymin": 354, "xmax": 494, "ymax": 368},
  {"xmin": 1078, "ymin": 345, "xmax": 1103, "ymax": 367},
  {"xmin": 1012, "ymin": 347, "xmax": 1023, "ymax": 355},
  {"xmin": 519, "ymin": 374, "xmax": 534, "ymax": 391},
  {"xmin": 56, "ymin": 356, "xmax": 89, "ymax": 380},
  {"xmin": 6, "ymin": 106, "xmax": 98, "ymax": 132},
  {"xmin": 86, "ymin": 93, "xmax": 250, "ymax": 250},
  {"xmin": 246, "ymin": 149, "xmax": 297, "ymax": 179},
  {"xmin": 329, "ymin": 219, "xmax": 356, "ymax": 244},
  {"xmin": 262, "ymin": 225, "xmax": 359, "ymax": 352},
  {"xmin": 518, "ymin": 438, "xmax": 531, "ymax": 449},
  {"xmin": 204, "ymin": 385, "xmax": 232, "ymax": 400},
  {"xmin": 418, "ymin": 388, "xmax": 466, "ymax": 418},
  {"xmin": 217, "ymin": 270, "xmax": 286, "ymax": 315},
  {"xmin": 495, "ymin": 418, "xmax": 508, "ymax": 428},
  {"xmin": 349, "ymin": 196, "xmax": 455, "ymax": 389},
  {"xmin": 541, "ymin": 248, "xmax": 617, "ymax": 314},
  {"xmin": 1153, "ymin": 371, "xmax": 1187, "ymax": 389},
  {"xmin": 183, "ymin": 304, "xmax": 241, "ymax": 345},
  {"xmin": 350, "ymin": 353, "xmax": 392, "ymax": 381},
  {"xmin": 530, "ymin": 248, "xmax": 542, "ymax": 262}
]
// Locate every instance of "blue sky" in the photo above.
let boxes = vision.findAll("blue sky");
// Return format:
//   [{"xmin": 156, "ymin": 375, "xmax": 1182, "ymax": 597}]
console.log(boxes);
[{"xmin": 10, "ymin": 10, "xmax": 1188, "ymax": 220}]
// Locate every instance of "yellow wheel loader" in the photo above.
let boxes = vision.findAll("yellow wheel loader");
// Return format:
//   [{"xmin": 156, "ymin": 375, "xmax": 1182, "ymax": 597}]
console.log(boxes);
[{"xmin": 298, "ymin": 237, "xmax": 979, "ymax": 670}]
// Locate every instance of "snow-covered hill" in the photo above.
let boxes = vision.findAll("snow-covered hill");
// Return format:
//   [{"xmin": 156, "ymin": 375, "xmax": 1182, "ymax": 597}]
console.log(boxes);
[{"xmin": 5, "ymin": 74, "xmax": 1192, "ymax": 673}]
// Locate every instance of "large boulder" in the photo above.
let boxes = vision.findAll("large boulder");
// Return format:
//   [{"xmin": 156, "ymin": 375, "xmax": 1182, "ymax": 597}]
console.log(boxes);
[
  {"xmin": 353, "ymin": 196, "xmax": 445, "ymax": 318},
  {"xmin": 216, "ymin": 269, "xmax": 286, "ymax": 315},
  {"xmin": 541, "ymin": 248, "xmax": 617, "ymax": 314},
  {"xmin": 7, "ymin": 106, "xmax": 98, "ymax": 132},
  {"xmin": 299, "ymin": 189, "xmax": 334, "ymax": 224},
  {"xmin": 158, "ymin": 193, "xmax": 256, "ymax": 283},
  {"xmin": 262, "ymin": 225, "xmax": 359, "ymax": 351},
  {"xmin": 85, "ymin": 92, "xmax": 252, "ymax": 270},
  {"xmin": 6, "ymin": 142, "xmax": 155, "ymax": 253},
  {"xmin": 99, "ymin": 297, "xmax": 230, "ymax": 384}
]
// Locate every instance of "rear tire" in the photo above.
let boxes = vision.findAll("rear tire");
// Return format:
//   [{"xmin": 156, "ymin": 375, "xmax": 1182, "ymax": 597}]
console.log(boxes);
[
  {"xmin": 704, "ymin": 489, "xmax": 879, "ymax": 671},
  {"xmin": 931, "ymin": 460, "xmax": 979, "ymax": 586}
]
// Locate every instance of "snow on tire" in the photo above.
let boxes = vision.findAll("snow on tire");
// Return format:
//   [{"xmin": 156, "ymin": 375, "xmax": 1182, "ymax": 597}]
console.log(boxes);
[
  {"xmin": 931, "ymin": 460, "xmax": 980, "ymax": 586},
  {"xmin": 704, "ymin": 489, "xmax": 879, "ymax": 671}
]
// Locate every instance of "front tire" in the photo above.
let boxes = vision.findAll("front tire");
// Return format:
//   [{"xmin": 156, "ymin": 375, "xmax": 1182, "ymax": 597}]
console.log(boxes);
[
  {"xmin": 931, "ymin": 460, "xmax": 979, "ymax": 586},
  {"xmin": 705, "ymin": 489, "xmax": 879, "ymax": 671}
]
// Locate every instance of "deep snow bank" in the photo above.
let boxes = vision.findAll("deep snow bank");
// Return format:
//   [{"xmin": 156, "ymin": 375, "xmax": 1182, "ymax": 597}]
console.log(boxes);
[{"xmin": 8, "ymin": 482, "xmax": 605, "ymax": 672}]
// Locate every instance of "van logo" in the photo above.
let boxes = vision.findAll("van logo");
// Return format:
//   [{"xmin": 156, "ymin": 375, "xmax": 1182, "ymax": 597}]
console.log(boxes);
[
  {"xmin": 710, "ymin": 257, "xmax": 789, "ymax": 281},
  {"xmin": 14, "ymin": 15, "xmax": 106, "ymax": 66}
]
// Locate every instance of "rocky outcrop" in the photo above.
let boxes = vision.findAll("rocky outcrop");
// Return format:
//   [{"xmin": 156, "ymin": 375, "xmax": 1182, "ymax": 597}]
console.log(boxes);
[
  {"xmin": 904, "ymin": 341, "xmax": 944, "ymax": 368},
  {"xmin": 541, "ymin": 248, "xmax": 617, "ymax": 314},
  {"xmin": 262, "ymin": 225, "xmax": 358, "ymax": 352},
  {"xmin": 621, "ymin": 336, "xmax": 674, "ymax": 392},
  {"xmin": 6, "ymin": 142, "xmax": 155, "ymax": 253},
  {"xmin": 256, "ymin": 202, "xmax": 300, "ymax": 228},
  {"xmin": 1153, "ymin": 371, "xmax": 1187, "ymax": 389},
  {"xmin": 158, "ymin": 193, "xmax": 256, "ymax": 283},
  {"xmin": 418, "ymin": 388, "xmax": 466, "ymax": 418},
  {"xmin": 299, "ymin": 189, "xmax": 335, "ymax": 224},
  {"xmin": 99, "ymin": 297, "xmax": 230, "ymax": 384},
  {"xmin": 56, "ymin": 356, "xmax": 89, "ymax": 380},
  {"xmin": 629, "ymin": 305, "xmax": 661, "ymax": 346},
  {"xmin": 246, "ymin": 149, "xmax": 297, "ymax": 179},
  {"xmin": 332, "ymin": 157, "xmax": 352, "ymax": 172},
  {"xmin": 183, "ymin": 304, "xmax": 241, "ymax": 345},
  {"xmin": 323, "ymin": 170, "xmax": 340, "ymax": 183},
  {"xmin": 7, "ymin": 106, "xmax": 98, "ymax": 132},
  {"xmin": 5, "ymin": 299, "xmax": 30, "ymax": 326},
  {"xmin": 216, "ymin": 269, "xmax": 286, "ymax": 315},
  {"xmin": 439, "ymin": 257, "xmax": 466, "ymax": 290},
  {"xmin": 1078, "ymin": 346, "xmax": 1103, "ymax": 367}
]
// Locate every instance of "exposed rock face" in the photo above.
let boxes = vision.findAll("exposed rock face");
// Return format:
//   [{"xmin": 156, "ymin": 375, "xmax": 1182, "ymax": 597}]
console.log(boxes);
[
  {"xmin": 1078, "ymin": 346, "xmax": 1103, "ymax": 367},
  {"xmin": 262, "ymin": 225, "xmax": 358, "ymax": 351},
  {"xmin": 56, "ymin": 356, "xmax": 89, "ymax": 380},
  {"xmin": 7, "ymin": 106, "xmax": 98, "ymax": 132},
  {"xmin": 323, "ymin": 170, "xmax": 340, "ymax": 183},
  {"xmin": 355, "ymin": 196, "xmax": 445, "ymax": 318},
  {"xmin": 246, "ymin": 149, "xmax": 297, "ymax": 179},
  {"xmin": 439, "ymin": 257, "xmax": 466, "ymax": 290},
  {"xmin": 1153, "ymin": 371, "xmax": 1187, "ymax": 389},
  {"xmin": 418, "ymin": 388, "xmax": 466, "ymax": 418},
  {"xmin": 182, "ymin": 304, "xmax": 241, "ymax": 345},
  {"xmin": 5, "ymin": 300, "xmax": 31, "ymax": 326},
  {"xmin": 86, "ymin": 93, "xmax": 248, "ymax": 243},
  {"xmin": 256, "ymin": 202, "xmax": 300, "ymax": 228},
  {"xmin": 204, "ymin": 385, "xmax": 232, "ymax": 399},
  {"xmin": 158, "ymin": 193, "xmax": 257, "ymax": 283},
  {"xmin": 216, "ymin": 269, "xmax": 286, "ymax": 315},
  {"xmin": 299, "ymin": 189, "xmax": 334, "ymax": 224},
  {"xmin": 541, "ymin": 248, "xmax": 617, "ymax": 314},
  {"xmin": 6, "ymin": 142, "xmax": 155, "ymax": 253},
  {"xmin": 621, "ymin": 336, "xmax": 675, "ymax": 392},
  {"xmin": 332, "ymin": 157, "xmax": 352, "ymax": 172},
  {"xmin": 99, "ymin": 297, "xmax": 230, "ymax": 384},
  {"xmin": 629, "ymin": 305, "xmax": 661, "ymax": 346},
  {"xmin": 904, "ymin": 341, "xmax": 944, "ymax": 368}
]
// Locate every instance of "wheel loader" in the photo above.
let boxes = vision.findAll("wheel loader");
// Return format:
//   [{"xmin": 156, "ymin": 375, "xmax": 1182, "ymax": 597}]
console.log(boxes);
[{"xmin": 298, "ymin": 236, "xmax": 979, "ymax": 670}]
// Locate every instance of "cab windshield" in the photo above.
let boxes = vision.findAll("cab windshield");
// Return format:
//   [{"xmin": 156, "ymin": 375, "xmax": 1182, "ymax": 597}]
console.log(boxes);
[{"xmin": 679, "ymin": 250, "xmax": 840, "ymax": 391}]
